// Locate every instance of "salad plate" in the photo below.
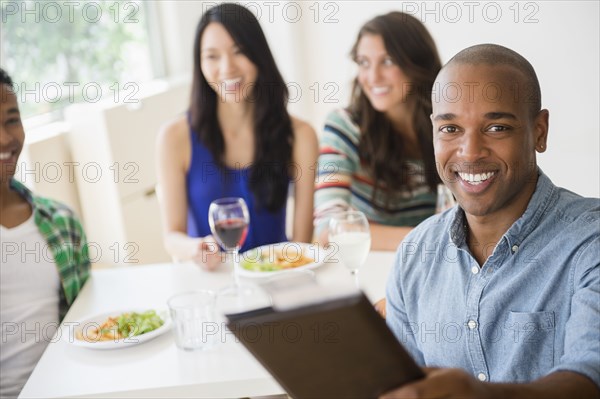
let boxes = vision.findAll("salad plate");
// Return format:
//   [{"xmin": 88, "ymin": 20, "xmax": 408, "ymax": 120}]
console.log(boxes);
[
  {"xmin": 239, "ymin": 242, "xmax": 330, "ymax": 278},
  {"xmin": 64, "ymin": 309, "xmax": 171, "ymax": 350}
]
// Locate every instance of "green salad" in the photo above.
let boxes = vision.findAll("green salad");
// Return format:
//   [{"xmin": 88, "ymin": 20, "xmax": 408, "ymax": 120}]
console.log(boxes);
[
  {"xmin": 105, "ymin": 310, "xmax": 164, "ymax": 338},
  {"xmin": 241, "ymin": 247, "xmax": 313, "ymax": 272},
  {"xmin": 241, "ymin": 252, "xmax": 281, "ymax": 272}
]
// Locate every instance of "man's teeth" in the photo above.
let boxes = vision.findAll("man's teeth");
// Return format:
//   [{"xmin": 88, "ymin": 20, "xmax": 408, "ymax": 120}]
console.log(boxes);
[
  {"xmin": 0, "ymin": 152, "xmax": 12, "ymax": 160},
  {"xmin": 458, "ymin": 171, "xmax": 495, "ymax": 185},
  {"xmin": 371, "ymin": 86, "xmax": 390, "ymax": 95}
]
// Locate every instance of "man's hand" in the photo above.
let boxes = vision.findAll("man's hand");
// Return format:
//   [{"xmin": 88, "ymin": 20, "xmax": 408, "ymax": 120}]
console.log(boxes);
[
  {"xmin": 374, "ymin": 298, "xmax": 387, "ymax": 318},
  {"xmin": 380, "ymin": 368, "xmax": 493, "ymax": 399},
  {"xmin": 191, "ymin": 235, "xmax": 222, "ymax": 271}
]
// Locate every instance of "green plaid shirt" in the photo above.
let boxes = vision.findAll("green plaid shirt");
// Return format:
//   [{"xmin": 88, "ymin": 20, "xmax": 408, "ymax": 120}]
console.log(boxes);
[{"xmin": 10, "ymin": 179, "xmax": 90, "ymax": 319}]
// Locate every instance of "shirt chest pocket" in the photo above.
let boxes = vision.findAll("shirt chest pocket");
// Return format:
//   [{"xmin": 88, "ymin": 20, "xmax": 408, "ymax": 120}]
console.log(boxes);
[{"xmin": 501, "ymin": 311, "xmax": 555, "ymax": 382}]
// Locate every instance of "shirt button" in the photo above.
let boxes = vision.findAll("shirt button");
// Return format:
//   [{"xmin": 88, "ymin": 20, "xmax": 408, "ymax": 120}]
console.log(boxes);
[
  {"xmin": 477, "ymin": 373, "xmax": 487, "ymax": 381},
  {"xmin": 467, "ymin": 320, "xmax": 477, "ymax": 330},
  {"xmin": 511, "ymin": 244, "xmax": 519, "ymax": 253},
  {"xmin": 471, "ymin": 266, "xmax": 479, "ymax": 275}
]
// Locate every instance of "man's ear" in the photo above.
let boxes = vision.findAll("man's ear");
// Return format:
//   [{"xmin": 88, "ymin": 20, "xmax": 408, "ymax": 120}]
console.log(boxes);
[{"xmin": 534, "ymin": 109, "xmax": 549, "ymax": 153}]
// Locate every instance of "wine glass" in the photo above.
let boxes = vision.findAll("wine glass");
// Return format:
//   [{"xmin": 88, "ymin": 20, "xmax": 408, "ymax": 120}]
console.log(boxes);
[
  {"xmin": 208, "ymin": 197, "xmax": 251, "ymax": 297},
  {"xmin": 328, "ymin": 211, "xmax": 371, "ymax": 289}
]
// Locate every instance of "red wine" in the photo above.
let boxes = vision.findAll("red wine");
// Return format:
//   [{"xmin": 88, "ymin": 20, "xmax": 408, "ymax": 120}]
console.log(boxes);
[{"xmin": 214, "ymin": 218, "xmax": 248, "ymax": 249}]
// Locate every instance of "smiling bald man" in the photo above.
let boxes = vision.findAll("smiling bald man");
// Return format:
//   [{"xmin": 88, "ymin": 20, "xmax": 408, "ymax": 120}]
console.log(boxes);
[{"xmin": 383, "ymin": 44, "xmax": 599, "ymax": 398}]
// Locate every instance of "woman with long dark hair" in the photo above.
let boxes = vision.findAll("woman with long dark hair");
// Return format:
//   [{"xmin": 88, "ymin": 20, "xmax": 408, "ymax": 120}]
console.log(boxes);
[
  {"xmin": 157, "ymin": 3, "xmax": 318, "ymax": 268},
  {"xmin": 314, "ymin": 12, "xmax": 441, "ymax": 250}
]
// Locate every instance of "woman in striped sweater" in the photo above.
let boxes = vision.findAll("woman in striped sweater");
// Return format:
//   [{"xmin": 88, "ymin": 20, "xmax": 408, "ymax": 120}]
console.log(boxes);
[{"xmin": 314, "ymin": 12, "xmax": 442, "ymax": 250}]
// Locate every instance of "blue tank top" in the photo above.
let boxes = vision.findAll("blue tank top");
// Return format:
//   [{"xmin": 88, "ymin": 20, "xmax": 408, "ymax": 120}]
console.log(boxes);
[{"xmin": 186, "ymin": 125, "xmax": 288, "ymax": 252}]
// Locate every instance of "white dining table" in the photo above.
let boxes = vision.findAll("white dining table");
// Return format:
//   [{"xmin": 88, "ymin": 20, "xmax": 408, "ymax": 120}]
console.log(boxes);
[{"xmin": 19, "ymin": 250, "xmax": 396, "ymax": 398}]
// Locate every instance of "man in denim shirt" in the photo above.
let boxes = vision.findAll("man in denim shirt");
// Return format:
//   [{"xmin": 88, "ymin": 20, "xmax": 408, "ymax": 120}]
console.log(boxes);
[{"xmin": 384, "ymin": 44, "xmax": 599, "ymax": 398}]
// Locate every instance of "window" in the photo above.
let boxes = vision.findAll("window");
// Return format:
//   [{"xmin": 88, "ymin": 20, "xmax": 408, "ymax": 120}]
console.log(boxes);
[{"xmin": 0, "ymin": 0, "xmax": 161, "ymax": 121}]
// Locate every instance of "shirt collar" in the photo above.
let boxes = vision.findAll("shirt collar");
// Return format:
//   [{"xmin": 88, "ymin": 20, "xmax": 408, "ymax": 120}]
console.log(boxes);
[
  {"xmin": 449, "ymin": 206, "xmax": 467, "ymax": 246},
  {"xmin": 448, "ymin": 168, "xmax": 556, "ymax": 248},
  {"xmin": 9, "ymin": 178, "xmax": 54, "ymax": 219},
  {"xmin": 503, "ymin": 169, "xmax": 556, "ymax": 247}
]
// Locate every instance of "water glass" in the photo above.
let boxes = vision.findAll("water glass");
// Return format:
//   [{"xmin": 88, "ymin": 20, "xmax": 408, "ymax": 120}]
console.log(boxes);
[
  {"xmin": 328, "ymin": 211, "xmax": 371, "ymax": 288},
  {"xmin": 168, "ymin": 290, "xmax": 218, "ymax": 351}
]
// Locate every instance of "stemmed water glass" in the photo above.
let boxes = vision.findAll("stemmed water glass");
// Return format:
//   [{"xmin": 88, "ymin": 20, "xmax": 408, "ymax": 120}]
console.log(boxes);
[
  {"xmin": 208, "ymin": 197, "xmax": 251, "ymax": 297},
  {"xmin": 328, "ymin": 211, "xmax": 371, "ymax": 289}
]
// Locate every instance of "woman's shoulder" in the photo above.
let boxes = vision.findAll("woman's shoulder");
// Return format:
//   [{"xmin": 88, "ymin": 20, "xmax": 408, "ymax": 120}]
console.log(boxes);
[
  {"xmin": 324, "ymin": 108, "xmax": 360, "ymax": 137},
  {"xmin": 156, "ymin": 115, "xmax": 192, "ymax": 172},
  {"xmin": 290, "ymin": 116, "xmax": 317, "ymax": 140},
  {"xmin": 290, "ymin": 116, "xmax": 318, "ymax": 157},
  {"xmin": 157, "ymin": 115, "xmax": 189, "ymax": 148}
]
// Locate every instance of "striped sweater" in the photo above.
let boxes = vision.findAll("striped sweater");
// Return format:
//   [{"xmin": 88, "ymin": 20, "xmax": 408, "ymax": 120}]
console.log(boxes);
[{"xmin": 314, "ymin": 108, "xmax": 436, "ymax": 233}]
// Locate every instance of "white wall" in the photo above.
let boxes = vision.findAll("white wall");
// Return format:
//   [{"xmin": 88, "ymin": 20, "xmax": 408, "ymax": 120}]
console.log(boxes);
[{"xmin": 157, "ymin": 0, "xmax": 599, "ymax": 197}]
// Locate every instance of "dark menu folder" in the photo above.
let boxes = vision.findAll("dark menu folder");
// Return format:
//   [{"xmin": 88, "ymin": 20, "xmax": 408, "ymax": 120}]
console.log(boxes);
[{"xmin": 226, "ymin": 293, "xmax": 423, "ymax": 398}]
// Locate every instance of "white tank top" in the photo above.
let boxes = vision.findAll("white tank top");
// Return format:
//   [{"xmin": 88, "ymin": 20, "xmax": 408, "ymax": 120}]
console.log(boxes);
[{"xmin": 1, "ymin": 213, "xmax": 60, "ymax": 398}]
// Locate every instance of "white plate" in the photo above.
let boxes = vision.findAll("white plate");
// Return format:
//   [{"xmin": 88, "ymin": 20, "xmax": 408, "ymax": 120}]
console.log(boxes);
[
  {"xmin": 64, "ymin": 309, "xmax": 171, "ymax": 350},
  {"xmin": 239, "ymin": 242, "xmax": 330, "ymax": 278}
]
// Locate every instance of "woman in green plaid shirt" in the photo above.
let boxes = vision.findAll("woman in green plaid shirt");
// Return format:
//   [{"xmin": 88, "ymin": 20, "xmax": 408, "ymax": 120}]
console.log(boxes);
[{"xmin": 1, "ymin": 68, "xmax": 90, "ymax": 397}]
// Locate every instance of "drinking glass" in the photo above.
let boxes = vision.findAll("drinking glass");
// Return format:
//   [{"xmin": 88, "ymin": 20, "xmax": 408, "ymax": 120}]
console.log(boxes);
[
  {"xmin": 208, "ymin": 197, "xmax": 251, "ymax": 297},
  {"xmin": 328, "ymin": 211, "xmax": 371, "ymax": 289},
  {"xmin": 168, "ymin": 290, "xmax": 217, "ymax": 351}
]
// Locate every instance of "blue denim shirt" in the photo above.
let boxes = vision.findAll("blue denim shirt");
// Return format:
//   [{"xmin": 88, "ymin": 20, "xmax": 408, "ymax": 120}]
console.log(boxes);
[{"xmin": 386, "ymin": 170, "xmax": 600, "ymax": 386}]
